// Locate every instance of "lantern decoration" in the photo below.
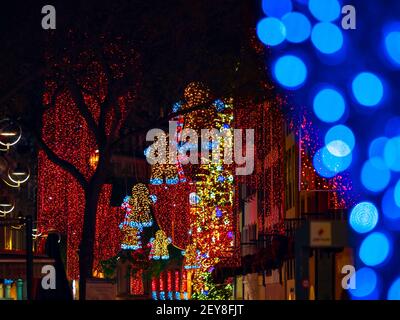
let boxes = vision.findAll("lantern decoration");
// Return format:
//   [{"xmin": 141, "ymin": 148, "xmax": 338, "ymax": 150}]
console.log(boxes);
[{"xmin": 148, "ymin": 229, "xmax": 172, "ymax": 260}]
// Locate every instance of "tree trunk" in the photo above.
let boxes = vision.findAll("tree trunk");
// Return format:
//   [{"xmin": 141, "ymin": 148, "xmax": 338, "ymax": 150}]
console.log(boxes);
[{"xmin": 78, "ymin": 179, "xmax": 102, "ymax": 300}]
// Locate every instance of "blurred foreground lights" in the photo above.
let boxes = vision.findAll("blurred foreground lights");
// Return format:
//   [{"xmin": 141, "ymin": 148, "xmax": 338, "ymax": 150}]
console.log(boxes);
[
  {"xmin": 361, "ymin": 158, "xmax": 391, "ymax": 193},
  {"xmin": 325, "ymin": 125, "xmax": 355, "ymax": 157},
  {"xmin": 349, "ymin": 267, "xmax": 378, "ymax": 299},
  {"xmin": 262, "ymin": 0, "xmax": 292, "ymax": 18},
  {"xmin": 308, "ymin": 0, "xmax": 341, "ymax": 22},
  {"xmin": 382, "ymin": 187, "xmax": 400, "ymax": 222},
  {"xmin": 385, "ymin": 31, "xmax": 400, "ymax": 66},
  {"xmin": 273, "ymin": 55, "xmax": 307, "ymax": 89},
  {"xmin": 352, "ymin": 72, "xmax": 384, "ymax": 107},
  {"xmin": 369, "ymin": 137, "xmax": 389, "ymax": 159},
  {"xmin": 313, "ymin": 88, "xmax": 345, "ymax": 123},
  {"xmin": 349, "ymin": 202, "xmax": 379, "ymax": 234},
  {"xmin": 282, "ymin": 12, "xmax": 311, "ymax": 43},
  {"xmin": 388, "ymin": 277, "xmax": 400, "ymax": 300},
  {"xmin": 256, "ymin": 17, "xmax": 286, "ymax": 46},
  {"xmin": 384, "ymin": 136, "xmax": 400, "ymax": 172},
  {"xmin": 394, "ymin": 180, "xmax": 400, "ymax": 207},
  {"xmin": 359, "ymin": 232, "xmax": 391, "ymax": 266},
  {"xmin": 313, "ymin": 146, "xmax": 352, "ymax": 178},
  {"xmin": 311, "ymin": 23, "xmax": 343, "ymax": 54}
]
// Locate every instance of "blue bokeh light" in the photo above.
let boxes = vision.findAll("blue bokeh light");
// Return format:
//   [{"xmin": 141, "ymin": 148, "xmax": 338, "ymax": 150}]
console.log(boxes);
[
  {"xmin": 359, "ymin": 232, "xmax": 391, "ymax": 266},
  {"xmin": 369, "ymin": 137, "xmax": 389, "ymax": 160},
  {"xmin": 282, "ymin": 12, "xmax": 311, "ymax": 43},
  {"xmin": 361, "ymin": 158, "xmax": 391, "ymax": 193},
  {"xmin": 313, "ymin": 146, "xmax": 352, "ymax": 178},
  {"xmin": 382, "ymin": 187, "xmax": 400, "ymax": 221},
  {"xmin": 308, "ymin": 0, "xmax": 341, "ymax": 22},
  {"xmin": 352, "ymin": 72, "xmax": 384, "ymax": 107},
  {"xmin": 311, "ymin": 23, "xmax": 343, "ymax": 54},
  {"xmin": 349, "ymin": 202, "xmax": 379, "ymax": 234},
  {"xmin": 385, "ymin": 31, "xmax": 400, "ymax": 66},
  {"xmin": 262, "ymin": 0, "xmax": 292, "ymax": 18},
  {"xmin": 313, "ymin": 88, "xmax": 345, "ymax": 123},
  {"xmin": 273, "ymin": 55, "xmax": 307, "ymax": 89},
  {"xmin": 384, "ymin": 137, "xmax": 400, "ymax": 171},
  {"xmin": 325, "ymin": 125, "xmax": 355, "ymax": 157},
  {"xmin": 349, "ymin": 267, "xmax": 378, "ymax": 299},
  {"xmin": 256, "ymin": 17, "xmax": 286, "ymax": 46},
  {"xmin": 395, "ymin": 180, "xmax": 400, "ymax": 207},
  {"xmin": 388, "ymin": 277, "xmax": 400, "ymax": 300}
]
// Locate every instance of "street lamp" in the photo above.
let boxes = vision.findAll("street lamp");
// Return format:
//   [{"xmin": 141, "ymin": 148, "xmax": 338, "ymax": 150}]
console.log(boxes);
[
  {"xmin": 0, "ymin": 119, "xmax": 22, "ymax": 151},
  {"xmin": 0, "ymin": 195, "xmax": 14, "ymax": 217},
  {"xmin": 3, "ymin": 163, "xmax": 30, "ymax": 188}
]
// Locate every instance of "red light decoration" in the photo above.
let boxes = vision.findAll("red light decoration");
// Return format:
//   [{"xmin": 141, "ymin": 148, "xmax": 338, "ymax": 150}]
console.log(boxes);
[
  {"xmin": 130, "ymin": 269, "xmax": 144, "ymax": 295},
  {"xmin": 38, "ymin": 55, "xmax": 132, "ymax": 278}
]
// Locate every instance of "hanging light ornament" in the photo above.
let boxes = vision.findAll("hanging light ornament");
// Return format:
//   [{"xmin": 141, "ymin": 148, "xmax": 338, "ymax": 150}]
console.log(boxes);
[{"xmin": 0, "ymin": 119, "xmax": 22, "ymax": 152}]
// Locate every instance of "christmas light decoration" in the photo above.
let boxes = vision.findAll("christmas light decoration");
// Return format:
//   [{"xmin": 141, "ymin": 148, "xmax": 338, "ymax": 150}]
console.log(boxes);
[
  {"xmin": 148, "ymin": 230, "xmax": 172, "ymax": 260},
  {"xmin": 174, "ymin": 270, "xmax": 181, "ymax": 300},
  {"xmin": 119, "ymin": 184, "xmax": 153, "ymax": 251},
  {"xmin": 152, "ymin": 277, "xmax": 158, "ymax": 300},
  {"xmin": 129, "ymin": 183, "xmax": 153, "ymax": 228},
  {"xmin": 130, "ymin": 270, "xmax": 144, "ymax": 295},
  {"xmin": 38, "ymin": 45, "xmax": 137, "ymax": 278}
]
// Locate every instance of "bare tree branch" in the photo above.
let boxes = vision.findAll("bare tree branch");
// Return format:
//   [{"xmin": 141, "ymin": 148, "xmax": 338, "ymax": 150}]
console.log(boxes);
[{"xmin": 67, "ymin": 77, "xmax": 103, "ymax": 147}]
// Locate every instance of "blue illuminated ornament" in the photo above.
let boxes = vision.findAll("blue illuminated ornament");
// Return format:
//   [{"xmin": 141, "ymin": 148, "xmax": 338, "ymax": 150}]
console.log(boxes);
[
  {"xmin": 172, "ymin": 101, "xmax": 183, "ymax": 113},
  {"xmin": 213, "ymin": 99, "xmax": 226, "ymax": 112}
]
